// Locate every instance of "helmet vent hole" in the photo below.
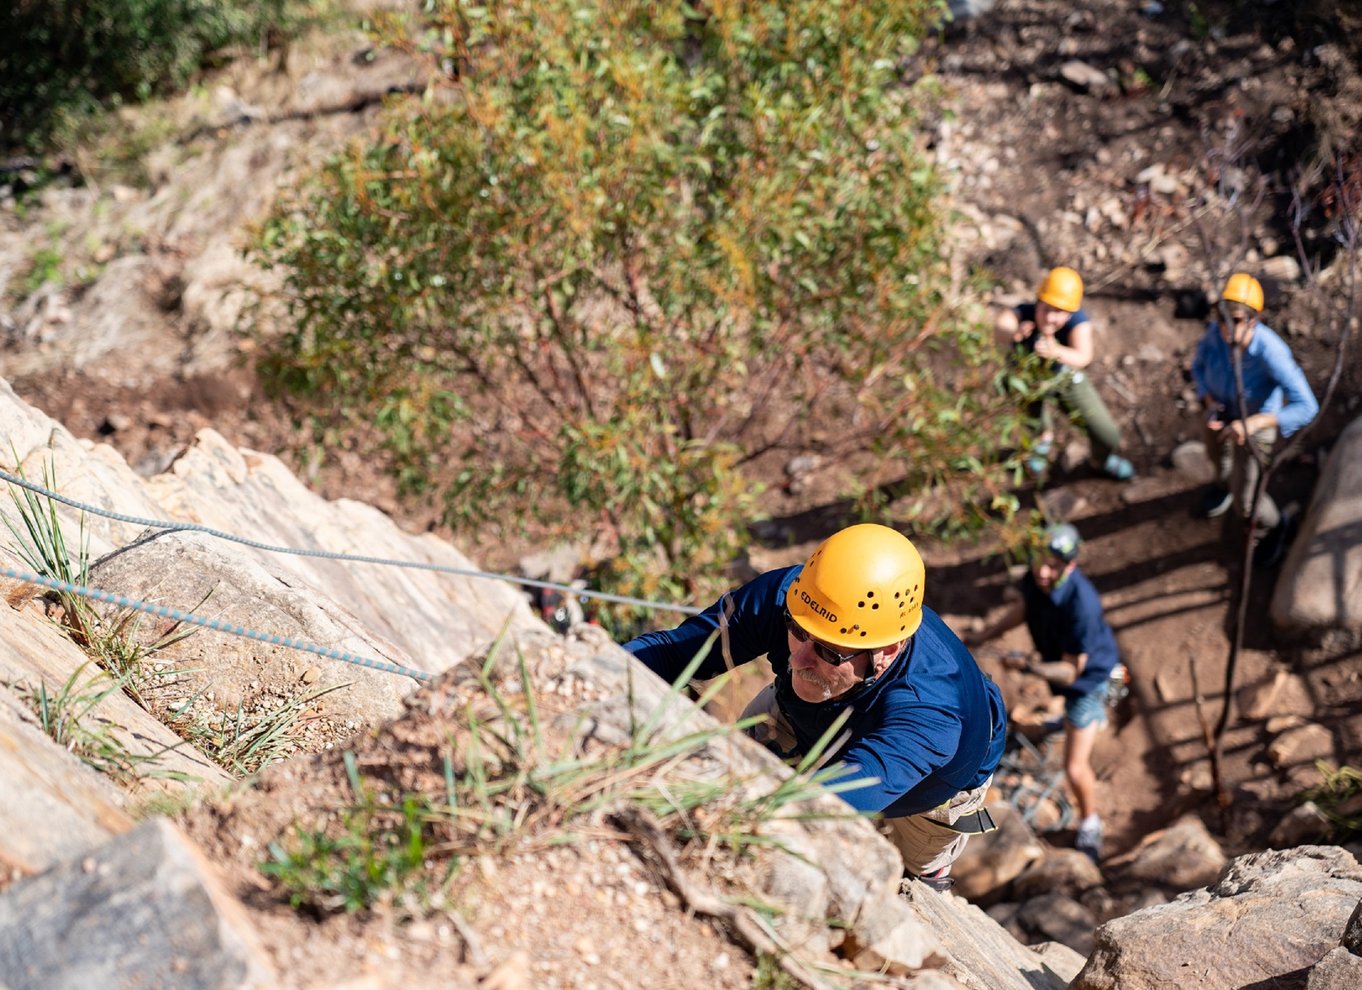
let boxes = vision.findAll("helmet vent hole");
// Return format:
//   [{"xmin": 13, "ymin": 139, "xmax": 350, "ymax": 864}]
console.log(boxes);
[{"xmin": 871, "ymin": 603, "xmax": 879, "ymax": 610}]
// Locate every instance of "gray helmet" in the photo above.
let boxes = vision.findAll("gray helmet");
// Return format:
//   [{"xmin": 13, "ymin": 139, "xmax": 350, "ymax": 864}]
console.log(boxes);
[{"xmin": 1043, "ymin": 522, "xmax": 1081, "ymax": 562}]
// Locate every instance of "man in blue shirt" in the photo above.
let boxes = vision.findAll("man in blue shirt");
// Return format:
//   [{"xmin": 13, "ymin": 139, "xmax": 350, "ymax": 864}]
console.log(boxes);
[
  {"xmin": 965, "ymin": 523, "xmax": 1119, "ymax": 863},
  {"xmin": 994, "ymin": 266, "xmax": 1135, "ymax": 481},
  {"xmin": 1192, "ymin": 272, "xmax": 1318, "ymax": 566},
  {"xmin": 625, "ymin": 524, "xmax": 1008, "ymax": 892}
]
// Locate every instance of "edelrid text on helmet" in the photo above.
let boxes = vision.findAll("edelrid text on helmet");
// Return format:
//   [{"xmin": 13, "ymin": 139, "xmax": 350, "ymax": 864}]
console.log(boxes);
[
  {"xmin": 1037, "ymin": 266, "xmax": 1084, "ymax": 313},
  {"xmin": 785, "ymin": 523, "xmax": 925, "ymax": 650},
  {"xmin": 1222, "ymin": 272, "xmax": 1264, "ymax": 313}
]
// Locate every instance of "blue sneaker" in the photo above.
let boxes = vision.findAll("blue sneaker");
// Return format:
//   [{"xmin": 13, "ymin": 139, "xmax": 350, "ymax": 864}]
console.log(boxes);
[
  {"xmin": 1026, "ymin": 440, "xmax": 1053, "ymax": 477},
  {"xmin": 1101, "ymin": 453, "xmax": 1135, "ymax": 480}
]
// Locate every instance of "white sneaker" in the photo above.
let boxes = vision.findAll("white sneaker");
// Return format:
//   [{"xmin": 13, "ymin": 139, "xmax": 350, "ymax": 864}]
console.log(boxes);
[{"xmin": 1075, "ymin": 817, "xmax": 1103, "ymax": 862}]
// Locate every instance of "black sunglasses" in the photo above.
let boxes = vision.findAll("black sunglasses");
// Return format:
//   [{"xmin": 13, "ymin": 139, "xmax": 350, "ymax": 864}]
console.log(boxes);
[{"xmin": 783, "ymin": 608, "xmax": 863, "ymax": 666}]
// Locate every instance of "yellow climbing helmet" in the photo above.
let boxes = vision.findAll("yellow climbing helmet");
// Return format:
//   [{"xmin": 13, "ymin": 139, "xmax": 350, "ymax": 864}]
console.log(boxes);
[
  {"xmin": 1222, "ymin": 272, "xmax": 1264, "ymax": 313},
  {"xmin": 785, "ymin": 524, "xmax": 925, "ymax": 650},
  {"xmin": 1036, "ymin": 266, "xmax": 1084, "ymax": 312}
]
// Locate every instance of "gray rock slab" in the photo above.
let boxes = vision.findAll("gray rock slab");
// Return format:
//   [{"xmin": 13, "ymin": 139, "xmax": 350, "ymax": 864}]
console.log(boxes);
[
  {"xmin": 1272, "ymin": 415, "xmax": 1362, "ymax": 631},
  {"xmin": 90, "ymin": 528, "xmax": 417, "ymax": 734},
  {"xmin": 1074, "ymin": 846, "xmax": 1362, "ymax": 990},
  {"xmin": 0, "ymin": 817, "xmax": 276, "ymax": 990},
  {"xmin": 899, "ymin": 880, "xmax": 1069, "ymax": 990},
  {"xmin": 1309, "ymin": 946, "xmax": 1362, "ymax": 990},
  {"xmin": 0, "ymin": 686, "xmax": 132, "ymax": 877},
  {"xmin": 143, "ymin": 430, "xmax": 542, "ymax": 675},
  {"xmin": 0, "ymin": 603, "xmax": 228, "ymax": 876}
]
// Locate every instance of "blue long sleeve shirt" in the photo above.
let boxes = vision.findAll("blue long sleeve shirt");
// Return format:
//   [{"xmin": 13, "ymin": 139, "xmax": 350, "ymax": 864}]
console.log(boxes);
[
  {"xmin": 1018, "ymin": 567, "xmax": 1119, "ymax": 699},
  {"xmin": 1191, "ymin": 321, "xmax": 1319, "ymax": 438},
  {"xmin": 624, "ymin": 566, "xmax": 1008, "ymax": 818}
]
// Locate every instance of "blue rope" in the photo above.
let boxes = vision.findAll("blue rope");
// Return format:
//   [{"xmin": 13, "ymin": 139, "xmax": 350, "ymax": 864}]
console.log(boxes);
[
  {"xmin": 0, "ymin": 467, "xmax": 702, "ymax": 616},
  {"xmin": 2, "ymin": 565, "xmax": 435, "ymax": 683}
]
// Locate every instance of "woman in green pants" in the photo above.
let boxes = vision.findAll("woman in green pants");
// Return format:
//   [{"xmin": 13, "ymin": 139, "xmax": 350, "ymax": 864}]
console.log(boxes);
[{"xmin": 994, "ymin": 266, "xmax": 1134, "ymax": 481}]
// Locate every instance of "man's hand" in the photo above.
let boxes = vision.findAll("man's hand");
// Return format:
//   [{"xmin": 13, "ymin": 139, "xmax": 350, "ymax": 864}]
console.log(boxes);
[
  {"xmin": 1015, "ymin": 319, "xmax": 1035, "ymax": 344},
  {"xmin": 1032, "ymin": 332, "xmax": 1056, "ymax": 358},
  {"xmin": 1000, "ymin": 650, "xmax": 1031, "ymax": 672}
]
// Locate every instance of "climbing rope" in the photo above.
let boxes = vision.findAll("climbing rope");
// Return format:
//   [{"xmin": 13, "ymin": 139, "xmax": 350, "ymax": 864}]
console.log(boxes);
[
  {"xmin": 1, "ymin": 565, "xmax": 436, "ymax": 683},
  {"xmin": 0, "ymin": 467, "xmax": 703, "ymax": 617}
]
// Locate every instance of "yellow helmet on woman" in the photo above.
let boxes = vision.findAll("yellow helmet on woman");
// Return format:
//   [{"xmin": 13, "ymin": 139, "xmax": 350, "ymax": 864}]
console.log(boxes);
[
  {"xmin": 1037, "ymin": 266, "xmax": 1084, "ymax": 312},
  {"xmin": 1222, "ymin": 272, "xmax": 1264, "ymax": 313},
  {"xmin": 786, "ymin": 524, "xmax": 925, "ymax": 649}
]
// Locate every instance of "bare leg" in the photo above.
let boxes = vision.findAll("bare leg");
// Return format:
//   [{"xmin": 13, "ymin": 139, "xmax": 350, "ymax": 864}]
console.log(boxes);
[{"xmin": 1065, "ymin": 721, "xmax": 1100, "ymax": 820}]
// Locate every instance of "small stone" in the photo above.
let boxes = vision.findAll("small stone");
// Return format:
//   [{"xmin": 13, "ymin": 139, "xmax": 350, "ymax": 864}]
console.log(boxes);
[{"xmin": 301, "ymin": 667, "xmax": 320, "ymax": 684}]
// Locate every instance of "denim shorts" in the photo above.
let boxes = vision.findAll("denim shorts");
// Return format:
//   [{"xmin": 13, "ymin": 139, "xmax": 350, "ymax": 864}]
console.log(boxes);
[{"xmin": 1065, "ymin": 680, "xmax": 1110, "ymax": 730}]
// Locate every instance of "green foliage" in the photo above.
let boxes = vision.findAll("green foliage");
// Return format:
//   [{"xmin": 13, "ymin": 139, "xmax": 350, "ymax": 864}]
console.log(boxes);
[
  {"xmin": 263, "ymin": 753, "xmax": 440, "ymax": 915},
  {"xmin": 23, "ymin": 246, "xmax": 65, "ymax": 295},
  {"xmin": 3, "ymin": 457, "xmax": 203, "ymax": 705},
  {"xmin": 0, "ymin": 0, "xmax": 302, "ymax": 150},
  {"xmin": 3, "ymin": 457, "xmax": 92, "ymax": 622},
  {"xmin": 257, "ymin": 0, "xmax": 1030, "ymax": 616},
  {"xmin": 15, "ymin": 663, "xmax": 187, "ymax": 784},
  {"xmin": 1302, "ymin": 762, "xmax": 1362, "ymax": 841}
]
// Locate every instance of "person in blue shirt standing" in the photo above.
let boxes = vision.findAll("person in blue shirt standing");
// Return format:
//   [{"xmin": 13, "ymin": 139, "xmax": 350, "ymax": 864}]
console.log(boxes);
[
  {"xmin": 1192, "ymin": 272, "xmax": 1318, "ymax": 566},
  {"xmin": 964, "ymin": 522, "xmax": 1119, "ymax": 863},
  {"xmin": 624, "ymin": 523, "xmax": 1008, "ymax": 892},
  {"xmin": 994, "ymin": 266, "xmax": 1136, "ymax": 481}
]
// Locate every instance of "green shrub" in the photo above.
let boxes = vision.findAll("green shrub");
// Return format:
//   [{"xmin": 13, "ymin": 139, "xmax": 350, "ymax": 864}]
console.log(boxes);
[
  {"xmin": 257, "ymin": 0, "xmax": 1031, "ymax": 617},
  {"xmin": 0, "ymin": 0, "xmax": 299, "ymax": 150}
]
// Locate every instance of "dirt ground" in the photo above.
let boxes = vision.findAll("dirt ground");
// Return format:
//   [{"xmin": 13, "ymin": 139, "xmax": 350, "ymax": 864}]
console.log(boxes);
[{"xmin": 6, "ymin": 0, "xmax": 1362, "ymax": 981}]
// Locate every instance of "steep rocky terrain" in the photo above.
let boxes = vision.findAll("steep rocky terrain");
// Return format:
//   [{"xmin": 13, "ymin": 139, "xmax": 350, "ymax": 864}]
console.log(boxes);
[{"xmin": 2, "ymin": 0, "xmax": 1362, "ymax": 985}]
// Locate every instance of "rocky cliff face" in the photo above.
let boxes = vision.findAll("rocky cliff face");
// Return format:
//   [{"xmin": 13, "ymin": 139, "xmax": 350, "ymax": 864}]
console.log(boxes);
[{"xmin": 2, "ymin": 361, "xmax": 1360, "ymax": 989}]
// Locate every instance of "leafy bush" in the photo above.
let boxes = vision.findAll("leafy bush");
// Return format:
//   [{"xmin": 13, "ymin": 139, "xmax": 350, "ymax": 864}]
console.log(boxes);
[
  {"xmin": 0, "ymin": 0, "xmax": 299, "ymax": 150},
  {"xmin": 257, "ymin": 0, "xmax": 1031, "ymax": 618}
]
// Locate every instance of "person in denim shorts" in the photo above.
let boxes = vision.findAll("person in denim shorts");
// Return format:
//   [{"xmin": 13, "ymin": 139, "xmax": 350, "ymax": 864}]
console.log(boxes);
[{"xmin": 964, "ymin": 522, "xmax": 1119, "ymax": 862}]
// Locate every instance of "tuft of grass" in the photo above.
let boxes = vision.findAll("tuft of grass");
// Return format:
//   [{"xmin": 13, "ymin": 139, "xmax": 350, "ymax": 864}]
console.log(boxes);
[
  {"xmin": 15, "ymin": 663, "xmax": 189, "ymax": 785},
  {"xmin": 181, "ymin": 681, "xmax": 352, "ymax": 777},
  {"xmin": 3, "ymin": 456, "xmax": 203, "ymax": 706},
  {"xmin": 1302, "ymin": 762, "xmax": 1362, "ymax": 840},
  {"xmin": 3, "ymin": 456, "xmax": 91, "ymax": 621},
  {"xmin": 259, "ymin": 638, "xmax": 867, "ymax": 918}
]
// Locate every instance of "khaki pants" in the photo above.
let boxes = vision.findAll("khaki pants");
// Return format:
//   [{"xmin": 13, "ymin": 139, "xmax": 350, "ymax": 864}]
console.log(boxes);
[
  {"xmin": 1204, "ymin": 420, "xmax": 1280, "ymax": 530},
  {"xmin": 740, "ymin": 683, "xmax": 993, "ymax": 875}
]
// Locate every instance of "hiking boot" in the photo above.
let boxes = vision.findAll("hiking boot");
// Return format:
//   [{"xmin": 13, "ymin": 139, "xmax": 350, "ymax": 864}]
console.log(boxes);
[
  {"xmin": 1196, "ymin": 486, "xmax": 1232, "ymax": 519},
  {"xmin": 1075, "ymin": 817, "xmax": 1103, "ymax": 864},
  {"xmin": 1253, "ymin": 509, "xmax": 1298, "ymax": 570},
  {"xmin": 1100, "ymin": 453, "xmax": 1136, "ymax": 481},
  {"xmin": 906, "ymin": 866, "xmax": 955, "ymax": 892}
]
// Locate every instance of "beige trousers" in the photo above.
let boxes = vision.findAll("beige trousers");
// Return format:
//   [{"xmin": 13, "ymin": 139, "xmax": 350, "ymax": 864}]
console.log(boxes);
[{"xmin": 740, "ymin": 682, "xmax": 993, "ymax": 875}]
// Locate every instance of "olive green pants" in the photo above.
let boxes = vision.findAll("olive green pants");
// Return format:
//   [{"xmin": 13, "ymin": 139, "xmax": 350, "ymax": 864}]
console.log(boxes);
[{"xmin": 1036, "ymin": 370, "xmax": 1123, "ymax": 464}]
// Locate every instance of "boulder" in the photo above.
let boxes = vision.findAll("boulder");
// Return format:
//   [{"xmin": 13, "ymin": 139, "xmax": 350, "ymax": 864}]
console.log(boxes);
[
  {"xmin": 1309, "ymin": 946, "xmax": 1362, "ymax": 989},
  {"xmin": 1012, "ymin": 848, "xmax": 1104, "ymax": 901},
  {"xmin": 0, "ymin": 818, "xmax": 276, "ymax": 990},
  {"xmin": 1110, "ymin": 813, "xmax": 1227, "ymax": 890},
  {"xmin": 1272, "ymin": 416, "xmax": 1362, "ymax": 632},
  {"xmin": 1015, "ymin": 891, "xmax": 1097, "ymax": 956},
  {"xmin": 952, "ymin": 803, "xmax": 1044, "ymax": 902},
  {"xmin": 1074, "ymin": 846, "xmax": 1362, "ymax": 989}
]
